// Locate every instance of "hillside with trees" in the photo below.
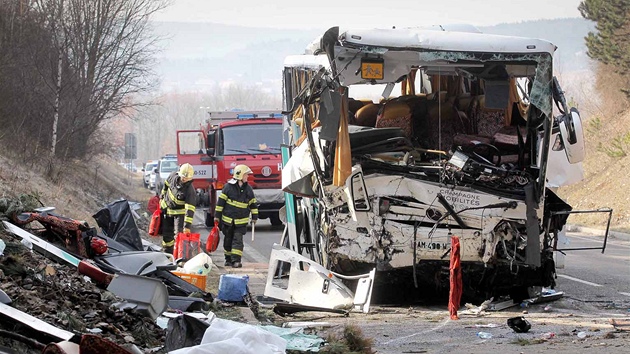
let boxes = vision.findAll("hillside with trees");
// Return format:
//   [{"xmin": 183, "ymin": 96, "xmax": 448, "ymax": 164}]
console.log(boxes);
[
  {"xmin": 0, "ymin": 0, "xmax": 167, "ymax": 169},
  {"xmin": 558, "ymin": 0, "xmax": 630, "ymax": 231}
]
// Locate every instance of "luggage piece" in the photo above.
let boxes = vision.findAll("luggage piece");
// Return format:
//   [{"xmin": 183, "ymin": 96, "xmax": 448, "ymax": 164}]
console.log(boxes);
[
  {"xmin": 174, "ymin": 232, "xmax": 201, "ymax": 260},
  {"xmin": 218, "ymin": 274, "xmax": 249, "ymax": 302}
]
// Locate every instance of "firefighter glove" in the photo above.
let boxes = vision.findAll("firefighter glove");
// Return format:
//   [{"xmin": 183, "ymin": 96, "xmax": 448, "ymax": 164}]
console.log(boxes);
[
  {"xmin": 183, "ymin": 228, "xmax": 191, "ymax": 234},
  {"xmin": 159, "ymin": 199, "xmax": 167, "ymax": 210}
]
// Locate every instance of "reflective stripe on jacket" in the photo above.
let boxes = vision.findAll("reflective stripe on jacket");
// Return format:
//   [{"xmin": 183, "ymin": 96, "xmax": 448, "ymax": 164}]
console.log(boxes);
[
  {"xmin": 160, "ymin": 171, "xmax": 197, "ymax": 229},
  {"xmin": 215, "ymin": 179, "xmax": 258, "ymax": 231}
]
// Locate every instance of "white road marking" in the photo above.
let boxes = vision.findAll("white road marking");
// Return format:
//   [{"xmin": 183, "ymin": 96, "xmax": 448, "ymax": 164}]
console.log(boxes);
[
  {"xmin": 619, "ymin": 292, "xmax": 630, "ymax": 297},
  {"xmin": 383, "ymin": 317, "xmax": 451, "ymax": 345},
  {"xmin": 557, "ymin": 274, "xmax": 603, "ymax": 287},
  {"xmin": 568, "ymin": 234, "xmax": 630, "ymax": 249}
]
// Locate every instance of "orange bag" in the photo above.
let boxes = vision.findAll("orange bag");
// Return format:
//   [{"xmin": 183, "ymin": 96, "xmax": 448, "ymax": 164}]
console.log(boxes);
[
  {"xmin": 148, "ymin": 207, "xmax": 161, "ymax": 237},
  {"xmin": 206, "ymin": 220, "xmax": 220, "ymax": 253},
  {"xmin": 174, "ymin": 232, "xmax": 201, "ymax": 260}
]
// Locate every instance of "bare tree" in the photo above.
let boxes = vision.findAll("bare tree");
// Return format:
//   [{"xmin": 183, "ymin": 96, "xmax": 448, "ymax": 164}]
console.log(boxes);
[{"xmin": 29, "ymin": 0, "xmax": 169, "ymax": 160}]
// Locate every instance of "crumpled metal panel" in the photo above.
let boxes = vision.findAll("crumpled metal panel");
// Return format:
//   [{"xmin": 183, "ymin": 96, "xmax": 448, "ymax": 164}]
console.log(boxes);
[{"xmin": 325, "ymin": 171, "xmax": 530, "ymax": 269}]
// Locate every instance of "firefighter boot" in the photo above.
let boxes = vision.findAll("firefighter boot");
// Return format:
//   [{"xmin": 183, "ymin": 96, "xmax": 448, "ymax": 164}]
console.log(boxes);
[
  {"xmin": 231, "ymin": 256, "xmax": 242, "ymax": 268},
  {"xmin": 164, "ymin": 246, "xmax": 174, "ymax": 255},
  {"xmin": 224, "ymin": 256, "xmax": 233, "ymax": 267}
]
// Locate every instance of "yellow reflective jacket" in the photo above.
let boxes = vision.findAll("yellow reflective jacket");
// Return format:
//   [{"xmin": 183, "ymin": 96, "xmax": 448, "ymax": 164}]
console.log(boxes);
[
  {"xmin": 215, "ymin": 179, "xmax": 258, "ymax": 232},
  {"xmin": 160, "ymin": 171, "xmax": 197, "ymax": 230}
]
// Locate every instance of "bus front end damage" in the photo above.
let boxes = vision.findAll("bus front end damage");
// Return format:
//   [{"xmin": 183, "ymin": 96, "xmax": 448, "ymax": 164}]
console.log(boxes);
[{"xmin": 280, "ymin": 26, "xmax": 586, "ymax": 302}]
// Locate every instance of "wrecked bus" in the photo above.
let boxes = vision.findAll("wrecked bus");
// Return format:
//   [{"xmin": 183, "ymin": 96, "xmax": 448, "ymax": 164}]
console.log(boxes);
[{"xmin": 279, "ymin": 26, "xmax": 587, "ymax": 302}]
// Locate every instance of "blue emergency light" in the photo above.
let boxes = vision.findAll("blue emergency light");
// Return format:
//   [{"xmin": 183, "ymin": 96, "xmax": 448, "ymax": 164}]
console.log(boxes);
[{"xmin": 236, "ymin": 113, "xmax": 282, "ymax": 119}]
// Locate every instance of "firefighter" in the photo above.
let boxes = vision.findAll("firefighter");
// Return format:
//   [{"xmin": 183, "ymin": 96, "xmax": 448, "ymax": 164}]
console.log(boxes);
[
  {"xmin": 160, "ymin": 163, "xmax": 197, "ymax": 255},
  {"xmin": 214, "ymin": 164, "xmax": 258, "ymax": 268}
]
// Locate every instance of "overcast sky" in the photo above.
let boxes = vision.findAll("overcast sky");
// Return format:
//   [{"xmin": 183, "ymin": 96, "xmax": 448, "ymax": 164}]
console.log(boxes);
[{"xmin": 154, "ymin": 0, "xmax": 585, "ymax": 29}]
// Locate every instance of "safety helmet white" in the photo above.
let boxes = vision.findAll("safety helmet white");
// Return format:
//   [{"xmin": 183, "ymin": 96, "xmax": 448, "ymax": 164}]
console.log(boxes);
[
  {"xmin": 233, "ymin": 164, "xmax": 253, "ymax": 180},
  {"xmin": 178, "ymin": 163, "xmax": 194, "ymax": 179}
]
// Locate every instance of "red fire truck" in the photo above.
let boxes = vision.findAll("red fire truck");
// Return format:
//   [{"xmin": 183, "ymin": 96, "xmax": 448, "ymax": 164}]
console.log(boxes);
[{"xmin": 176, "ymin": 111, "xmax": 285, "ymax": 227}]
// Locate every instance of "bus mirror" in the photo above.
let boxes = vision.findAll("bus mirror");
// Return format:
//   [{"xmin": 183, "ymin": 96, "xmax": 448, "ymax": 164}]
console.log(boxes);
[
  {"xmin": 207, "ymin": 131, "xmax": 216, "ymax": 156},
  {"xmin": 558, "ymin": 107, "xmax": 585, "ymax": 164}
]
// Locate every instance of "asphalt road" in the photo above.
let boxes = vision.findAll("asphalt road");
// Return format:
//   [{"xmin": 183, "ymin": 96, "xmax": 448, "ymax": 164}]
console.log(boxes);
[
  {"xmin": 555, "ymin": 232, "xmax": 630, "ymax": 307},
  {"xmin": 189, "ymin": 212, "xmax": 630, "ymax": 352},
  {"xmin": 191, "ymin": 208, "xmax": 283, "ymax": 264},
  {"xmin": 192, "ymin": 208, "xmax": 630, "ymax": 306}
]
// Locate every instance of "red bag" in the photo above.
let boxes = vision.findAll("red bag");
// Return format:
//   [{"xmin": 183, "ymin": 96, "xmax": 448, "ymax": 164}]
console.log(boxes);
[
  {"xmin": 174, "ymin": 232, "xmax": 201, "ymax": 260},
  {"xmin": 148, "ymin": 195, "xmax": 160, "ymax": 214},
  {"xmin": 206, "ymin": 220, "xmax": 220, "ymax": 253},
  {"xmin": 148, "ymin": 207, "xmax": 161, "ymax": 237}
]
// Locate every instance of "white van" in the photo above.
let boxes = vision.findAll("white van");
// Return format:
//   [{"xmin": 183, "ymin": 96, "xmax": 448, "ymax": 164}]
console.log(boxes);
[
  {"xmin": 142, "ymin": 161, "xmax": 158, "ymax": 188},
  {"xmin": 154, "ymin": 156, "xmax": 178, "ymax": 192}
]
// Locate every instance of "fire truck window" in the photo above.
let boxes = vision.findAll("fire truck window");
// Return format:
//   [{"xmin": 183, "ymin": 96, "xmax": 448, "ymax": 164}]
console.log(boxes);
[
  {"xmin": 178, "ymin": 131, "xmax": 205, "ymax": 155},
  {"xmin": 222, "ymin": 124, "xmax": 283, "ymax": 155}
]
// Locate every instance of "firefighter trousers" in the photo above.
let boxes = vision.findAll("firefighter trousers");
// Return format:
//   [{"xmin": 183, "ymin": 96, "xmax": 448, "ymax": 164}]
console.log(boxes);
[
  {"xmin": 222, "ymin": 224, "xmax": 244, "ymax": 263},
  {"xmin": 162, "ymin": 214, "xmax": 184, "ymax": 254}
]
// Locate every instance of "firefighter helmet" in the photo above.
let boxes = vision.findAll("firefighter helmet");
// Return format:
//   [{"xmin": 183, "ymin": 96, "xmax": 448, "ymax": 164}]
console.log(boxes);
[
  {"xmin": 178, "ymin": 163, "xmax": 194, "ymax": 179},
  {"xmin": 233, "ymin": 164, "xmax": 253, "ymax": 180}
]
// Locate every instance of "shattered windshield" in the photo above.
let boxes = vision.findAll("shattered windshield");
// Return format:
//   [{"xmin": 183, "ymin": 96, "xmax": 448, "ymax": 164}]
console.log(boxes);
[
  {"xmin": 416, "ymin": 51, "xmax": 552, "ymax": 116},
  {"xmin": 221, "ymin": 124, "xmax": 283, "ymax": 155}
]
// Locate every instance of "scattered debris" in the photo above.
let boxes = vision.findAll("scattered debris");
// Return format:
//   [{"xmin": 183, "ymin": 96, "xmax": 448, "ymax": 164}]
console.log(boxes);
[
  {"xmin": 282, "ymin": 322, "xmax": 333, "ymax": 329},
  {"xmin": 462, "ymin": 298, "xmax": 493, "ymax": 316},
  {"xmin": 488, "ymin": 298, "xmax": 518, "ymax": 311},
  {"xmin": 477, "ymin": 331, "xmax": 492, "ymax": 339},
  {"xmin": 273, "ymin": 303, "xmax": 349, "ymax": 317},
  {"xmin": 610, "ymin": 318, "xmax": 630, "ymax": 331},
  {"xmin": 169, "ymin": 317, "xmax": 287, "ymax": 354},
  {"xmin": 0, "ymin": 228, "xmax": 166, "ymax": 351},
  {"xmin": 507, "ymin": 316, "xmax": 531, "ymax": 333},
  {"xmin": 541, "ymin": 332, "xmax": 556, "ymax": 340},
  {"xmin": 474, "ymin": 323, "xmax": 500, "ymax": 329},
  {"xmin": 262, "ymin": 325, "xmax": 325, "ymax": 352},
  {"xmin": 510, "ymin": 337, "xmax": 546, "ymax": 346}
]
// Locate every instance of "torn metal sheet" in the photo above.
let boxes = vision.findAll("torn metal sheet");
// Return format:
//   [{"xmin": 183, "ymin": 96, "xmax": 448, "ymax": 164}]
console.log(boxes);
[
  {"xmin": 0, "ymin": 302, "xmax": 76, "ymax": 342},
  {"xmin": 488, "ymin": 299, "xmax": 518, "ymax": 311},
  {"xmin": 3, "ymin": 221, "xmax": 81, "ymax": 267},
  {"xmin": 0, "ymin": 289, "xmax": 11, "ymax": 305},
  {"xmin": 264, "ymin": 245, "xmax": 375, "ymax": 313},
  {"xmin": 95, "ymin": 250, "xmax": 174, "ymax": 276},
  {"xmin": 264, "ymin": 245, "xmax": 355, "ymax": 310},
  {"xmin": 273, "ymin": 303, "xmax": 349, "ymax": 316},
  {"xmin": 168, "ymin": 296, "xmax": 210, "ymax": 312},
  {"xmin": 522, "ymin": 290, "xmax": 564, "ymax": 305},
  {"xmin": 332, "ymin": 268, "xmax": 376, "ymax": 314},
  {"xmin": 107, "ymin": 273, "xmax": 168, "ymax": 320}
]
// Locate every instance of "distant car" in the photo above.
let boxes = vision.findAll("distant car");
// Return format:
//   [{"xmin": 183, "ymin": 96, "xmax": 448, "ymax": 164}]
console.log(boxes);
[
  {"xmin": 142, "ymin": 161, "xmax": 158, "ymax": 188},
  {"xmin": 119, "ymin": 162, "xmax": 138, "ymax": 173},
  {"xmin": 149, "ymin": 172, "xmax": 157, "ymax": 190},
  {"xmin": 154, "ymin": 156, "xmax": 178, "ymax": 192}
]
